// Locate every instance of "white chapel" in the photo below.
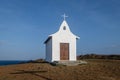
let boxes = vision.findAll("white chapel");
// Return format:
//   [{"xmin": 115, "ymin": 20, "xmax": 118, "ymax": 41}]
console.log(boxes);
[{"xmin": 44, "ymin": 14, "xmax": 80, "ymax": 62}]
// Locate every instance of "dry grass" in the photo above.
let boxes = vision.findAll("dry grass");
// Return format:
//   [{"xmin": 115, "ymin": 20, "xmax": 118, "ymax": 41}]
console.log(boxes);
[{"xmin": 0, "ymin": 59, "xmax": 120, "ymax": 80}]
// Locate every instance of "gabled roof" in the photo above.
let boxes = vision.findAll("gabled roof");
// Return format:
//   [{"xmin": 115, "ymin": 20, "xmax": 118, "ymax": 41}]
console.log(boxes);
[
  {"xmin": 44, "ymin": 20, "xmax": 80, "ymax": 44},
  {"xmin": 59, "ymin": 20, "xmax": 71, "ymax": 32}
]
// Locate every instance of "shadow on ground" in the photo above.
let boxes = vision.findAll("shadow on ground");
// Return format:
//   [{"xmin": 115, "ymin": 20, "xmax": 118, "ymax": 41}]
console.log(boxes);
[{"xmin": 10, "ymin": 70, "xmax": 52, "ymax": 80}]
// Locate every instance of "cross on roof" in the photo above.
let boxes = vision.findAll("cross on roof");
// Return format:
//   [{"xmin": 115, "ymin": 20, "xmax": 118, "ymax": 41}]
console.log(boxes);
[{"xmin": 62, "ymin": 14, "xmax": 68, "ymax": 20}]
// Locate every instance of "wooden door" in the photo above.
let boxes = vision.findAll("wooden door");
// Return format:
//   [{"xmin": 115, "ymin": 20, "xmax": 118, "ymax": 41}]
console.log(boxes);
[{"xmin": 60, "ymin": 43, "xmax": 69, "ymax": 60}]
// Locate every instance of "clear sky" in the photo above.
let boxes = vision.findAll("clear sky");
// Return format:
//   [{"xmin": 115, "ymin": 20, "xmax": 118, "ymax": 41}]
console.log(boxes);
[{"xmin": 0, "ymin": 0, "xmax": 120, "ymax": 60}]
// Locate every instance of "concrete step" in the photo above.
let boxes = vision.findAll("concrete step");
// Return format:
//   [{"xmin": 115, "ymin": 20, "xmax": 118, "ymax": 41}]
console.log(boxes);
[{"xmin": 51, "ymin": 60, "xmax": 87, "ymax": 66}]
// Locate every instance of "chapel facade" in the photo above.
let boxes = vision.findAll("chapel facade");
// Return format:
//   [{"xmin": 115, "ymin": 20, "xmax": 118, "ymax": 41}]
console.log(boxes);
[{"xmin": 44, "ymin": 15, "xmax": 79, "ymax": 62}]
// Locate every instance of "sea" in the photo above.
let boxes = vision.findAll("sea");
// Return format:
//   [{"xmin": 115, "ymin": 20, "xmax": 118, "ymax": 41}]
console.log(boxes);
[{"xmin": 0, "ymin": 60, "xmax": 28, "ymax": 66}]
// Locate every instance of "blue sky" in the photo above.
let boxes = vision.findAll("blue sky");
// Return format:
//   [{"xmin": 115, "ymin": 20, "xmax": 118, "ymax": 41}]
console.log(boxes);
[{"xmin": 0, "ymin": 0, "xmax": 120, "ymax": 60}]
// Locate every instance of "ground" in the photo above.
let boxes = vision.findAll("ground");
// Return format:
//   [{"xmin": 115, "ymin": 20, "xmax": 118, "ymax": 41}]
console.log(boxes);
[{"xmin": 0, "ymin": 59, "xmax": 120, "ymax": 80}]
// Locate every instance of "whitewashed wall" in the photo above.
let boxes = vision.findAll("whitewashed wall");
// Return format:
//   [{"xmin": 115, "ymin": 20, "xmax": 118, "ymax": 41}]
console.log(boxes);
[
  {"xmin": 45, "ymin": 20, "xmax": 79, "ymax": 62},
  {"xmin": 52, "ymin": 31, "xmax": 77, "ymax": 62},
  {"xmin": 45, "ymin": 38, "xmax": 52, "ymax": 62}
]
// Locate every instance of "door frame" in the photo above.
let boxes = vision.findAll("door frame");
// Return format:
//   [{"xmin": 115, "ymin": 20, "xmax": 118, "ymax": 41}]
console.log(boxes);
[{"xmin": 60, "ymin": 43, "xmax": 69, "ymax": 60}]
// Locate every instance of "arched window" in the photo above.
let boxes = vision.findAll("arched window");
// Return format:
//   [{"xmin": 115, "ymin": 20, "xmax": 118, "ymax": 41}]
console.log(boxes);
[{"xmin": 63, "ymin": 26, "xmax": 66, "ymax": 30}]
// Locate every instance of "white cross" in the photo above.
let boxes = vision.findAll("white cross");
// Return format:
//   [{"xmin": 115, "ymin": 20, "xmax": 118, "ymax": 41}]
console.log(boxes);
[{"xmin": 62, "ymin": 14, "xmax": 68, "ymax": 20}]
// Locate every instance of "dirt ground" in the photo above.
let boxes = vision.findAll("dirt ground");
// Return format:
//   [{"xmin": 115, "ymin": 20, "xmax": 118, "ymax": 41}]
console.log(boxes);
[{"xmin": 0, "ymin": 59, "xmax": 120, "ymax": 80}]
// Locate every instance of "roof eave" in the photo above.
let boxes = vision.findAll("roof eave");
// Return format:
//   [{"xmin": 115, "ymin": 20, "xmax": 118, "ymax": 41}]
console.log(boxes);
[
  {"xmin": 76, "ymin": 36, "xmax": 80, "ymax": 40},
  {"xmin": 44, "ymin": 36, "xmax": 52, "ymax": 44}
]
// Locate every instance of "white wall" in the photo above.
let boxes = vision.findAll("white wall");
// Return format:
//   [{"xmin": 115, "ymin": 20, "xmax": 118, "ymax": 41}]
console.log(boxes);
[
  {"xmin": 45, "ymin": 38, "xmax": 52, "ymax": 62},
  {"xmin": 45, "ymin": 20, "xmax": 79, "ymax": 62},
  {"xmin": 52, "ymin": 31, "xmax": 77, "ymax": 62}
]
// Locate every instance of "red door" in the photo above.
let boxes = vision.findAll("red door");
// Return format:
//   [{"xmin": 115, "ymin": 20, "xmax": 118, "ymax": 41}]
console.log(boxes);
[{"xmin": 60, "ymin": 43, "xmax": 69, "ymax": 60}]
